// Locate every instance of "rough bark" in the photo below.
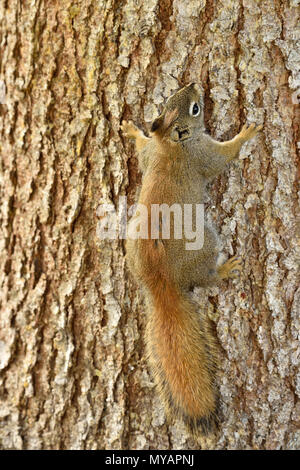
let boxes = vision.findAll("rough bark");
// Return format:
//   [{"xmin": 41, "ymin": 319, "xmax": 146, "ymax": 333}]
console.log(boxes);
[{"xmin": 0, "ymin": 0, "xmax": 299, "ymax": 450}]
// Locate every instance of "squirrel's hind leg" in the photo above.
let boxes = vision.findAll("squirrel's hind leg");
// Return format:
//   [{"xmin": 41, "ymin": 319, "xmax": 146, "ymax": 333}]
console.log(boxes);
[{"xmin": 217, "ymin": 256, "xmax": 242, "ymax": 280}]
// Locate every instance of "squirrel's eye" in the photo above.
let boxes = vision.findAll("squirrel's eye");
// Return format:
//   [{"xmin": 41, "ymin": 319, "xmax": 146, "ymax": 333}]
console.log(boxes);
[{"xmin": 190, "ymin": 102, "xmax": 200, "ymax": 117}]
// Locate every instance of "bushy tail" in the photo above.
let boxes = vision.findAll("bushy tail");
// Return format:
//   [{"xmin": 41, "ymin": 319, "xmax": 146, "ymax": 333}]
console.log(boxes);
[{"xmin": 145, "ymin": 277, "xmax": 220, "ymax": 434}]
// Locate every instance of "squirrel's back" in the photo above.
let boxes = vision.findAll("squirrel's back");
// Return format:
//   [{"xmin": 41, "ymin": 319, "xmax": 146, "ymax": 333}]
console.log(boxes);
[
  {"xmin": 123, "ymin": 82, "xmax": 261, "ymax": 433},
  {"xmin": 125, "ymin": 84, "xmax": 221, "ymax": 433}
]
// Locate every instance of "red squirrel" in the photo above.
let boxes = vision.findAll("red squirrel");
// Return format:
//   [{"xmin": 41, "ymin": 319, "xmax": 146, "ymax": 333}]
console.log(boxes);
[{"xmin": 121, "ymin": 83, "xmax": 262, "ymax": 434}]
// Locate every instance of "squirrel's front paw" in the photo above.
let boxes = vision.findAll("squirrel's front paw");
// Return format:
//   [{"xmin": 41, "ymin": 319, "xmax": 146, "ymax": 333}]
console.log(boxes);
[
  {"xmin": 239, "ymin": 123, "xmax": 263, "ymax": 142},
  {"xmin": 121, "ymin": 120, "xmax": 139, "ymax": 139},
  {"xmin": 218, "ymin": 256, "xmax": 243, "ymax": 280}
]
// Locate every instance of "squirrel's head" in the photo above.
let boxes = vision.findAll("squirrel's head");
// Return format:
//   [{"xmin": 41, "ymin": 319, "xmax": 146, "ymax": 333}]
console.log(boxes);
[{"xmin": 151, "ymin": 83, "xmax": 204, "ymax": 142}]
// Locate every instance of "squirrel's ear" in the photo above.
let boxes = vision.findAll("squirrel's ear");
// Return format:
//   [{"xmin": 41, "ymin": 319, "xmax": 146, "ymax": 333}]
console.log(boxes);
[
  {"xmin": 151, "ymin": 109, "xmax": 178, "ymax": 135},
  {"xmin": 151, "ymin": 114, "xmax": 164, "ymax": 133}
]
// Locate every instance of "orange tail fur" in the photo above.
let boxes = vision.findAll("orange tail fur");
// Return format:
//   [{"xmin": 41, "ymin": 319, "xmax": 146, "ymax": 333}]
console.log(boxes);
[{"xmin": 145, "ymin": 275, "xmax": 220, "ymax": 434}]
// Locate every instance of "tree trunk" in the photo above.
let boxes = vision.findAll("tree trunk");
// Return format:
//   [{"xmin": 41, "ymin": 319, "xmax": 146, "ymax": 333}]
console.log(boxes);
[{"xmin": 0, "ymin": 0, "xmax": 299, "ymax": 450}]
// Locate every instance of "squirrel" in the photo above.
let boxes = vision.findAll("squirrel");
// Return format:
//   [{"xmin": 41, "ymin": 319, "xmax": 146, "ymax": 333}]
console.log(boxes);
[{"xmin": 121, "ymin": 83, "xmax": 262, "ymax": 434}]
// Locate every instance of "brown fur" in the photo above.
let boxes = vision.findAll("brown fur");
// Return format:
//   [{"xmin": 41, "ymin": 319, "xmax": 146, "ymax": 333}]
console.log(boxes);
[{"xmin": 121, "ymin": 83, "xmax": 262, "ymax": 434}]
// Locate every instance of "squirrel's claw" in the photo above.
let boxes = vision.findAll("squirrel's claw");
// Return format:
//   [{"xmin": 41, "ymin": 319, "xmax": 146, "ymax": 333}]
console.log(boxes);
[
  {"xmin": 121, "ymin": 120, "xmax": 139, "ymax": 139},
  {"xmin": 239, "ymin": 123, "xmax": 263, "ymax": 142},
  {"xmin": 218, "ymin": 256, "xmax": 243, "ymax": 280}
]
